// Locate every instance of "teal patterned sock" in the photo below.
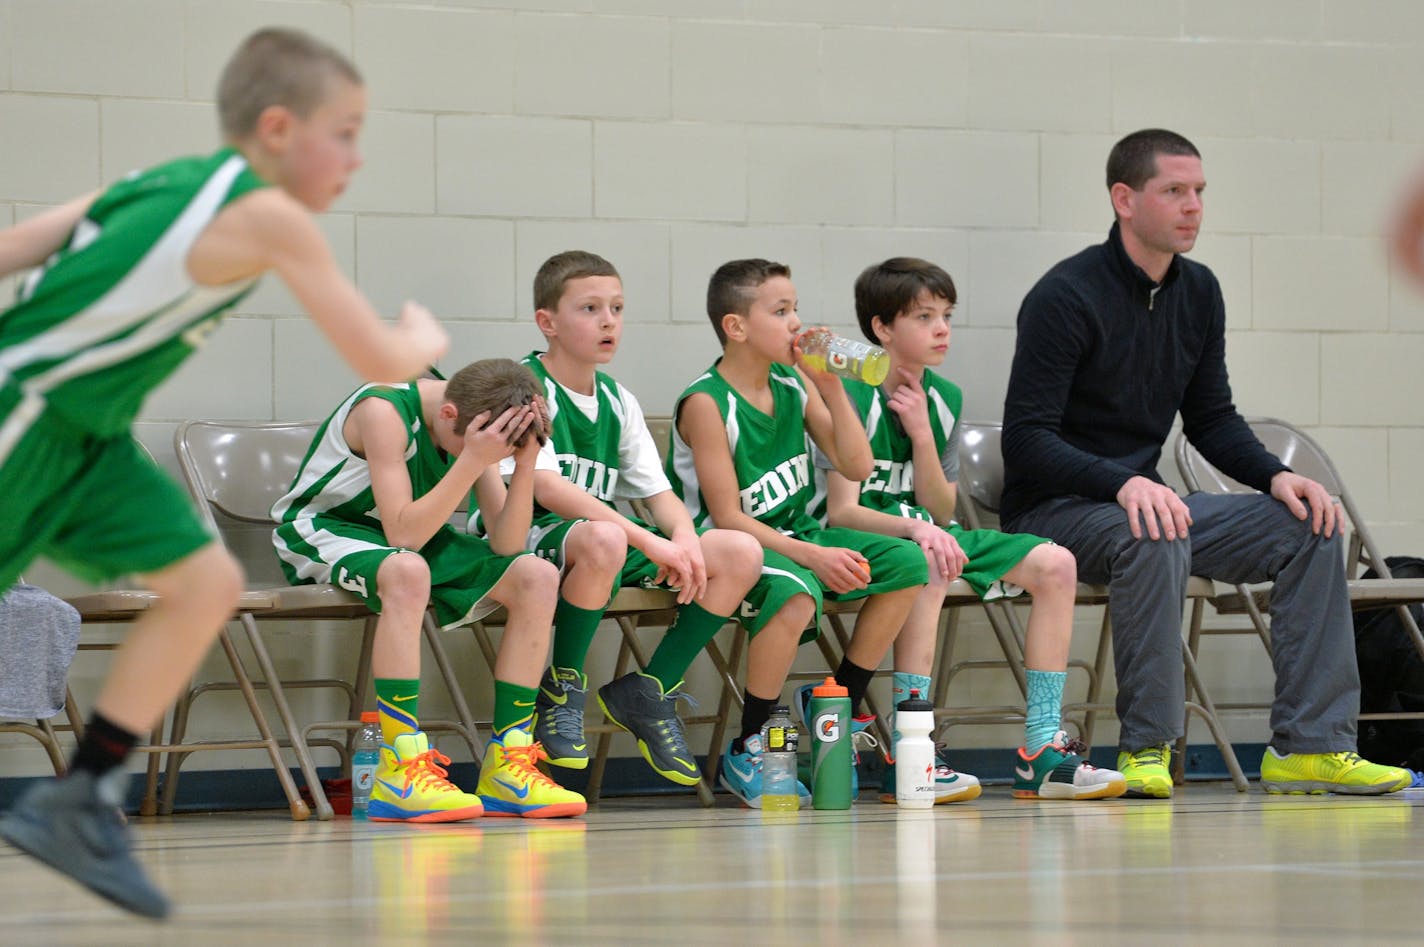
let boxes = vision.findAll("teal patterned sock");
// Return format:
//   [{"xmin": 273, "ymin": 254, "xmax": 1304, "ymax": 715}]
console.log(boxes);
[
  {"xmin": 891, "ymin": 671, "xmax": 933, "ymax": 749},
  {"xmin": 1024, "ymin": 669, "xmax": 1067, "ymax": 753}
]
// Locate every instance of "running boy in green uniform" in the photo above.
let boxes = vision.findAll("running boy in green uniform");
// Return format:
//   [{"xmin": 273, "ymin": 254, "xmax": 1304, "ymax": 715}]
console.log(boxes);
[
  {"xmin": 822, "ymin": 258, "xmax": 1125, "ymax": 802},
  {"xmin": 0, "ymin": 28, "xmax": 448, "ymax": 917},
  {"xmin": 509, "ymin": 251, "xmax": 761, "ymax": 788},
  {"xmin": 273, "ymin": 358, "xmax": 586, "ymax": 822},
  {"xmin": 667, "ymin": 258, "xmax": 931, "ymax": 807}
]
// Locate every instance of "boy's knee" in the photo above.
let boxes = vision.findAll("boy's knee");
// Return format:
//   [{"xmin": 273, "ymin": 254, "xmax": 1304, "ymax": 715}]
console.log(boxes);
[
  {"xmin": 568, "ymin": 520, "xmax": 627, "ymax": 574},
  {"xmin": 705, "ymin": 529, "xmax": 762, "ymax": 583},
  {"xmin": 506, "ymin": 554, "xmax": 560, "ymax": 604},
  {"xmin": 376, "ymin": 551, "xmax": 432, "ymax": 611},
  {"xmin": 1029, "ymin": 543, "xmax": 1077, "ymax": 594}
]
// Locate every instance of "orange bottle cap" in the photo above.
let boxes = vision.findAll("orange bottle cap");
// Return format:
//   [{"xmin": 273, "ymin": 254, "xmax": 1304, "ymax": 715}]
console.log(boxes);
[
  {"xmin": 360, "ymin": 711, "xmax": 379, "ymax": 723},
  {"xmin": 811, "ymin": 676, "xmax": 848, "ymax": 697}
]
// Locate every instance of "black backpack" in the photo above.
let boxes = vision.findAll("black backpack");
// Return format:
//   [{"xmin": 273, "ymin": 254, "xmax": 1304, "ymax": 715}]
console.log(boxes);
[{"xmin": 1353, "ymin": 555, "xmax": 1424, "ymax": 770}]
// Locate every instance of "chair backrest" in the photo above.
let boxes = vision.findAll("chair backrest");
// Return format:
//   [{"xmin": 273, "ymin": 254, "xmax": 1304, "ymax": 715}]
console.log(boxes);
[
  {"xmin": 1173, "ymin": 417, "xmax": 1380, "ymax": 578},
  {"xmin": 175, "ymin": 420, "xmax": 320, "ymax": 588},
  {"xmin": 645, "ymin": 416, "xmax": 674, "ymax": 467},
  {"xmin": 956, "ymin": 421, "xmax": 1005, "ymax": 528}
]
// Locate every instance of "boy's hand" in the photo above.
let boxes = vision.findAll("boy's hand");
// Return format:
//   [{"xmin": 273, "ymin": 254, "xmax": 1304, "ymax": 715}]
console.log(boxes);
[
  {"xmin": 906, "ymin": 518, "xmax": 966, "ymax": 581},
  {"xmin": 887, "ymin": 368, "xmax": 932, "ymax": 440},
  {"xmin": 802, "ymin": 544, "xmax": 871, "ymax": 595},
  {"xmin": 644, "ymin": 535, "xmax": 698, "ymax": 603},
  {"xmin": 461, "ymin": 404, "xmax": 531, "ymax": 468},
  {"xmin": 396, "ymin": 301, "xmax": 450, "ymax": 368},
  {"xmin": 792, "ymin": 327, "xmax": 846, "ymax": 395},
  {"xmin": 667, "ymin": 527, "xmax": 709, "ymax": 604}
]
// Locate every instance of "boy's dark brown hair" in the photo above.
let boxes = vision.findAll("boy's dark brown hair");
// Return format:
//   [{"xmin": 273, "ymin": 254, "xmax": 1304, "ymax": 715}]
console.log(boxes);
[
  {"xmin": 533, "ymin": 250, "xmax": 620, "ymax": 312},
  {"xmin": 216, "ymin": 27, "xmax": 363, "ymax": 141},
  {"xmin": 853, "ymin": 257, "xmax": 957, "ymax": 344},
  {"xmin": 705, "ymin": 258, "xmax": 792, "ymax": 346},
  {"xmin": 445, "ymin": 358, "xmax": 548, "ymax": 445}
]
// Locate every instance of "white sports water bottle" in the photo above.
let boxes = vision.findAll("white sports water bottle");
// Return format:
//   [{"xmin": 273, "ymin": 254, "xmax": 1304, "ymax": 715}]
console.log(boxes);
[
  {"xmin": 797, "ymin": 328, "xmax": 891, "ymax": 387},
  {"xmin": 351, "ymin": 711, "xmax": 381, "ymax": 819},
  {"xmin": 894, "ymin": 690, "xmax": 936, "ymax": 809}
]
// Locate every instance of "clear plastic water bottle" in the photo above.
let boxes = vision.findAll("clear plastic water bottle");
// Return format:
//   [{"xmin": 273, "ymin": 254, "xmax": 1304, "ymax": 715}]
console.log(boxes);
[
  {"xmin": 894, "ymin": 690, "xmax": 936, "ymax": 809},
  {"xmin": 351, "ymin": 711, "xmax": 381, "ymax": 820},
  {"xmin": 797, "ymin": 328, "xmax": 890, "ymax": 387},
  {"xmin": 760, "ymin": 704, "xmax": 800, "ymax": 811}
]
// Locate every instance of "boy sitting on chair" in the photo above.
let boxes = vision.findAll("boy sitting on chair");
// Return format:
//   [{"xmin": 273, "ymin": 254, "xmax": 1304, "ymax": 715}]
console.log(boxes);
[{"xmin": 273, "ymin": 359, "xmax": 585, "ymax": 821}]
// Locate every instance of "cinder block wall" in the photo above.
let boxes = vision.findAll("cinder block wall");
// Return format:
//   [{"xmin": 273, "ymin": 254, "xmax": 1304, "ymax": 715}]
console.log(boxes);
[{"xmin": 3, "ymin": 0, "xmax": 1421, "ymax": 779}]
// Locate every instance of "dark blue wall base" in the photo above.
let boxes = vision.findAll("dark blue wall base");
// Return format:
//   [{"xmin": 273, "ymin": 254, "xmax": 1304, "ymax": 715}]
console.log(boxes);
[{"xmin": 0, "ymin": 743, "xmax": 1268, "ymax": 814}]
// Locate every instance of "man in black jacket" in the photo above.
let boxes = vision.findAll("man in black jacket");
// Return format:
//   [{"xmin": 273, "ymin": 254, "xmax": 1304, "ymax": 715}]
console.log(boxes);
[{"xmin": 1001, "ymin": 128, "xmax": 1409, "ymax": 798}]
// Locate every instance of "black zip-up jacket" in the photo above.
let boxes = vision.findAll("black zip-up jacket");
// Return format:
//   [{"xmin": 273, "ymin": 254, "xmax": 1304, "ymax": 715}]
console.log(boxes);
[{"xmin": 999, "ymin": 222, "xmax": 1287, "ymax": 526}]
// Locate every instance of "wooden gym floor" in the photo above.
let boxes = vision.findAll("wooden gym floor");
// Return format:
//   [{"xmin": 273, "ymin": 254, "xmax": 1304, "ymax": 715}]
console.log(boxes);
[{"xmin": 2, "ymin": 781, "xmax": 1420, "ymax": 945}]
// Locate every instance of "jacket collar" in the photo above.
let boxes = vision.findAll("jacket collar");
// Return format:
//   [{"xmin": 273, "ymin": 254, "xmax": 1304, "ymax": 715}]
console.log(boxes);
[{"xmin": 1106, "ymin": 221, "xmax": 1181, "ymax": 307}]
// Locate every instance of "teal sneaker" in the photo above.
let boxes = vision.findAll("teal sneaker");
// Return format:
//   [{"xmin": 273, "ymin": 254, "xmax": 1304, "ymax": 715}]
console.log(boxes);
[
  {"xmin": 719, "ymin": 735, "xmax": 810, "ymax": 809},
  {"xmin": 1014, "ymin": 732, "xmax": 1126, "ymax": 800},
  {"xmin": 534, "ymin": 666, "xmax": 589, "ymax": 769}
]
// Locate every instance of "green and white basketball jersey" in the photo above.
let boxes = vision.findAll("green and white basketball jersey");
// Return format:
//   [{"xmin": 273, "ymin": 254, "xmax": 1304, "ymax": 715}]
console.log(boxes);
[
  {"xmin": 667, "ymin": 361, "xmax": 822, "ymax": 536},
  {"xmin": 0, "ymin": 148, "xmax": 266, "ymax": 440},
  {"xmin": 272, "ymin": 382, "xmax": 450, "ymax": 577},
  {"xmin": 843, "ymin": 370, "xmax": 962, "ymax": 522},
  {"xmin": 522, "ymin": 352, "xmax": 625, "ymax": 526}
]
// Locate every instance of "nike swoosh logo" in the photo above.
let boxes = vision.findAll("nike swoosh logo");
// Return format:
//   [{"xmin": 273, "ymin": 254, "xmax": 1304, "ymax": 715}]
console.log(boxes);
[
  {"xmin": 725, "ymin": 757, "xmax": 757, "ymax": 784},
  {"xmin": 377, "ymin": 778, "xmax": 414, "ymax": 799},
  {"xmin": 514, "ymin": 700, "xmax": 535, "ymax": 709},
  {"xmin": 1014, "ymin": 763, "xmax": 1035, "ymax": 782},
  {"xmin": 493, "ymin": 777, "xmax": 530, "ymax": 798},
  {"xmin": 390, "ymin": 694, "xmax": 417, "ymax": 703},
  {"xmin": 540, "ymin": 689, "xmax": 568, "ymax": 706}
]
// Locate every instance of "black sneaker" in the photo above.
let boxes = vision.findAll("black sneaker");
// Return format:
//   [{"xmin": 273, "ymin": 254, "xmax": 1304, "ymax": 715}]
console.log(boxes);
[
  {"xmin": 533, "ymin": 666, "xmax": 589, "ymax": 769},
  {"xmin": 596, "ymin": 671, "xmax": 700, "ymax": 786},
  {"xmin": 1, "ymin": 770, "xmax": 171, "ymax": 919}
]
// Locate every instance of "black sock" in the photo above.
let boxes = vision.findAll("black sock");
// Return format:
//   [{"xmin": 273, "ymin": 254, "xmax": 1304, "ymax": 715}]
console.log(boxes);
[
  {"xmin": 71, "ymin": 712, "xmax": 138, "ymax": 778},
  {"xmin": 836, "ymin": 657, "xmax": 875, "ymax": 716},
  {"xmin": 737, "ymin": 692, "xmax": 777, "ymax": 752}
]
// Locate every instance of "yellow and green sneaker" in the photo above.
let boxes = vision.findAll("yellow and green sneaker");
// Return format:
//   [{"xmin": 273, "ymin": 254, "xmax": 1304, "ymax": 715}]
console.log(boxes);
[
  {"xmin": 368, "ymin": 732, "xmax": 484, "ymax": 823},
  {"xmin": 476, "ymin": 730, "xmax": 587, "ymax": 819},
  {"xmin": 1260, "ymin": 748, "xmax": 1412, "ymax": 795},
  {"xmin": 1115, "ymin": 743, "xmax": 1173, "ymax": 798}
]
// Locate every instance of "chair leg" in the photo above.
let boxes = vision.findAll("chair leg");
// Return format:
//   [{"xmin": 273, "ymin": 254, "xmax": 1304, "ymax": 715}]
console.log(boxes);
[
  {"xmin": 1077, "ymin": 610, "xmax": 1112, "ymax": 748},
  {"xmin": 422, "ymin": 613, "xmax": 484, "ymax": 763},
  {"xmin": 226, "ymin": 620, "xmax": 315, "ymax": 821}
]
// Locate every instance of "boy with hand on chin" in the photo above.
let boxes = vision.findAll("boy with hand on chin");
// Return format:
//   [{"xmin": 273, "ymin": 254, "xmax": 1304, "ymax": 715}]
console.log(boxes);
[
  {"xmin": 820, "ymin": 258, "xmax": 1125, "ymax": 802},
  {"xmin": 667, "ymin": 258, "xmax": 929, "ymax": 807},
  {"xmin": 511, "ymin": 251, "xmax": 762, "ymax": 789}
]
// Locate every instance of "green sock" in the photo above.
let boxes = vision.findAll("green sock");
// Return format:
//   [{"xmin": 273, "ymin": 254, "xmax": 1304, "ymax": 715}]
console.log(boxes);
[
  {"xmin": 551, "ymin": 597, "xmax": 605, "ymax": 672},
  {"xmin": 643, "ymin": 601, "xmax": 732, "ymax": 693},
  {"xmin": 1025, "ymin": 669, "xmax": 1067, "ymax": 753},
  {"xmin": 493, "ymin": 679, "xmax": 538, "ymax": 737},
  {"xmin": 374, "ymin": 678, "xmax": 420, "ymax": 745}
]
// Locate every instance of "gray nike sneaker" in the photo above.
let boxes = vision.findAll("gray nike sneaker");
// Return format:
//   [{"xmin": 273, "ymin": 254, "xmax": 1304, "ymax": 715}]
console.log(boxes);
[
  {"xmin": 533, "ymin": 666, "xmax": 589, "ymax": 769},
  {"xmin": 0, "ymin": 769, "xmax": 171, "ymax": 919},
  {"xmin": 596, "ymin": 671, "xmax": 700, "ymax": 786}
]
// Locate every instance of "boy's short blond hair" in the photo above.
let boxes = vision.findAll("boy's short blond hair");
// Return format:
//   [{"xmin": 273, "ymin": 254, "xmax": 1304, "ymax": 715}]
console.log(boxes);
[
  {"xmin": 533, "ymin": 250, "xmax": 620, "ymax": 312},
  {"xmin": 445, "ymin": 358, "xmax": 548, "ymax": 445},
  {"xmin": 216, "ymin": 27, "xmax": 363, "ymax": 141}
]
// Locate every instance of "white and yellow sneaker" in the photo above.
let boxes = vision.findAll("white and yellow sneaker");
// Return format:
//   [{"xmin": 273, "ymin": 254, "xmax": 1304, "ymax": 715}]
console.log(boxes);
[
  {"xmin": 368, "ymin": 731, "xmax": 484, "ymax": 823},
  {"xmin": 476, "ymin": 730, "xmax": 587, "ymax": 819}
]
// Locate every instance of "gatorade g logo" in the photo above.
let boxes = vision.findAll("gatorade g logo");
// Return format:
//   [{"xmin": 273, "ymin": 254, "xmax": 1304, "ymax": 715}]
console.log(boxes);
[
  {"xmin": 814, "ymin": 711, "xmax": 841, "ymax": 743},
  {"xmin": 830, "ymin": 351, "xmax": 849, "ymax": 371}
]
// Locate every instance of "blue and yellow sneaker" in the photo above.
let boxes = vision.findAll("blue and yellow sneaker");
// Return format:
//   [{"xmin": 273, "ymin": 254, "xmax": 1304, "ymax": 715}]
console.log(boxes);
[
  {"xmin": 476, "ymin": 730, "xmax": 587, "ymax": 819},
  {"xmin": 1014, "ymin": 732, "xmax": 1126, "ymax": 800},
  {"xmin": 534, "ymin": 666, "xmax": 589, "ymax": 769},
  {"xmin": 880, "ymin": 744, "xmax": 982, "ymax": 804},
  {"xmin": 368, "ymin": 731, "xmax": 484, "ymax": 823},
  {"xmin": 1260, "ymin": 747, "xmax": 1412, "ymax": 795}
]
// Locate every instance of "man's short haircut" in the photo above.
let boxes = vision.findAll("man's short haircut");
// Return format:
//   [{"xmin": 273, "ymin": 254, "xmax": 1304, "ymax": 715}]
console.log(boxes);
[
  {"xmin": 853, "ymin": 257, "xmax": 957, "ymax": 343},
  {"xmin": 705, "ymin": 258, "xmax": 792, "ymax": 346},
  {"xmin": 216, "ymin": 28, "xmax": 363, "ymax": 142},
  {"xmin": 533, "ymin": 250, "xmax": 620, "ymax": 312},
  {"xmin": 445, "ymin": 358, "xmax": 545, "ymax": 444},
  {"xmin": 1106, "ymin": 128, "xmax": 1201, "ymax": 192}
]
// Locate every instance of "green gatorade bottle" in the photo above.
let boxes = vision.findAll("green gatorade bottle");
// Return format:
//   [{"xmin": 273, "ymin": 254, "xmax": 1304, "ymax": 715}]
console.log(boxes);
[{"xmin": 809, "ymin": 676, "xmax": 853, "ymax": 809}]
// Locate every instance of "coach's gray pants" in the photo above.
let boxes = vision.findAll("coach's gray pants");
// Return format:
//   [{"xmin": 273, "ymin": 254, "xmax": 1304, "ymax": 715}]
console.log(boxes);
[{"xmin": 1006, "ymin": 491, "xmax": 1359, "ymax": 754}]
